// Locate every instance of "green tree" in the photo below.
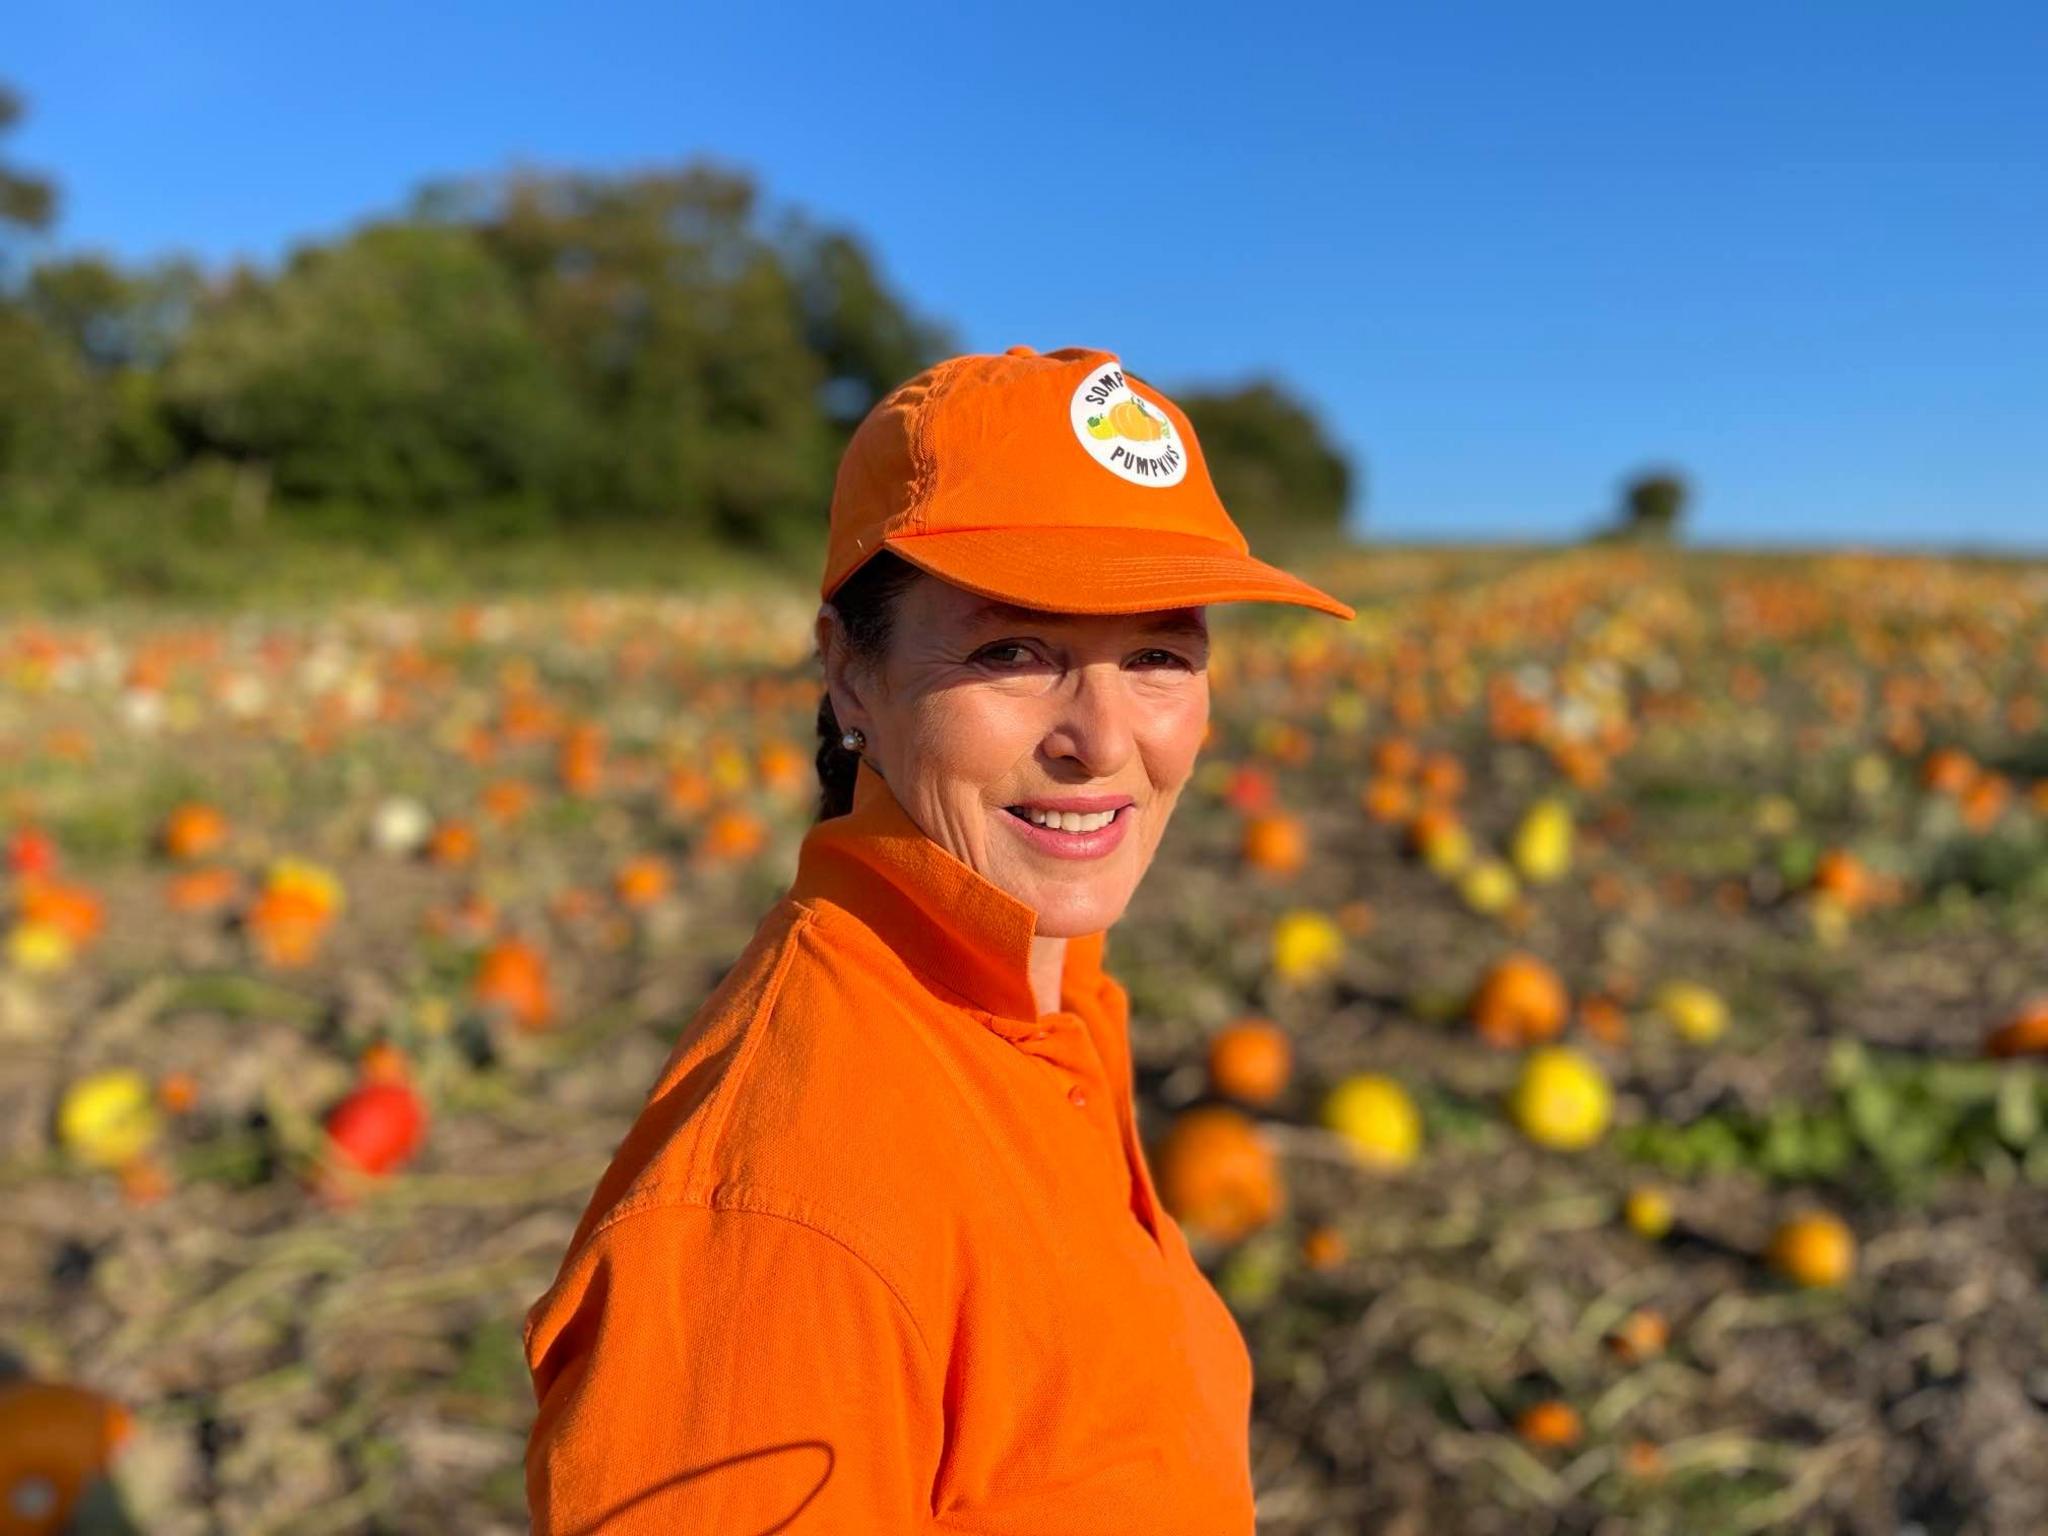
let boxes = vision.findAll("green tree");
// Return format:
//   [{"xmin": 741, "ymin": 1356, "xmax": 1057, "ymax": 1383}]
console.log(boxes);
[
  {"xmin": 1614, "ymin": 468, "xmax": 1690, "ymax": 542},
  {"xmin": 417, "ymin": 162, "xmax": 834, "ymax": 550},
  {"xmin": 0, "ymin": 84, "xmax": 97, "ymax": 488},
  {"xmin": 776, "ymin": 220, "xmax": 957, "ymax": 428},
  {"xmin": 0, "ymin": 82, "xmax": 57, "ymax": 288},
  {"xmin": 1176, "ymin": 378, "xmax": 1357, "ymax": 553},
  {"xmin": 160, "ymin": 222, "xmax": 577, "ymax": 520},
  {"xmin": 26, "ymin": 257, "xmax": 204, "ymax": 479},
  {"xmin": 0, "ymin": 303, "xmax": 100, "ymax": 483}
]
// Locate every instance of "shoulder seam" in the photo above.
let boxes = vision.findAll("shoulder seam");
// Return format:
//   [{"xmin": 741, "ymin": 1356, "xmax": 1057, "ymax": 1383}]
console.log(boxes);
[{"xmin": 578, "ymin": 1189, "xmax": 941, "ymax": 1386}]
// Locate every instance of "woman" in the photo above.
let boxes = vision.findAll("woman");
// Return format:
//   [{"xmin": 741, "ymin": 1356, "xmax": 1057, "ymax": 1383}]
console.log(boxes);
[{"xmin": 523, "ymin": 345, "xmax": 1354, "ymax": 1534}]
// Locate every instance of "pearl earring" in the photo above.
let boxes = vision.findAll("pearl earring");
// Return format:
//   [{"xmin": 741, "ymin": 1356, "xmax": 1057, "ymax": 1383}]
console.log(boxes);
[{"xmin": 840, "ymin": 727, "xmax": 865, "ymax": 752}]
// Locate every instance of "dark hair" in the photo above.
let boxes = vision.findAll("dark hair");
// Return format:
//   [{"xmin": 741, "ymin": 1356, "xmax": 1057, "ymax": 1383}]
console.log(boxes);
[{"xmin": 814, "ymin": 550, "xmax": 922, "ymax": 820}]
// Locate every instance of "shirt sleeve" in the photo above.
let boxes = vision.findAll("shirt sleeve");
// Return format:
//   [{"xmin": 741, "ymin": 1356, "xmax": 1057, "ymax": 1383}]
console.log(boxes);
[{"xmin": 524, "ymin": 1200, "xmax": 942, "ymax": 1535}]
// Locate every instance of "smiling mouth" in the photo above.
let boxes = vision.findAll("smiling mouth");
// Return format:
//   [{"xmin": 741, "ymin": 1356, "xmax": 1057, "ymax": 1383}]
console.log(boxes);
[{"xmin": 1003, "ymin": 805, "xmax": 1128, "ymax": 834}]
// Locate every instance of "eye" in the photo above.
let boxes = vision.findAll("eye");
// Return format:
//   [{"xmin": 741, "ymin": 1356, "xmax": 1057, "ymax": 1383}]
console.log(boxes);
[
  {"xmin": 1131, "ymin": 647, "xmax": 1198, "ymax": 670},
  {"xmin": 970, "ymin": 641, "xmax": 1042, "ymax": 669}
]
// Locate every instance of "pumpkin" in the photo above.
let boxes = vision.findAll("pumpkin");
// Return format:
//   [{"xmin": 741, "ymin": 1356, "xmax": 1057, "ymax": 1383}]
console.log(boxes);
[
  {"xmin": 614, "ymin": 854, "xmax": 673, "ymax": 908},
  {"xmin": 1514, "ymin": 1399, "xmax": 1582, "ymax": 1449},
  {"xmin": 159, "ymin": 801, "xmax": 229, "ymax": 861},
  {"xmin": 1605, "ymin": 1307, "xmax": 1670, "ymax": 1364},
  {"xmin": 0, "ymin": 1380, "xmax": 131, "ymax": 1536},
  {"xmin": 1106, "ymin": 398, "xmax": 1165, "ymax": 441},
  {"xmin": 1298, "ymin": 1223, "xmax": 1347, "ymax": 1272},
  {"xmin": 1470, "ymin": 952, "xmax": 1569, "ymax": 1048},
  {"xmin": 1239, "ymin": 812, "xmax": 1306, "ymax": 877},
  {"xmin": 324, "ymin": 1078, "xmax": 427, "ymax": 1178},
  {"xmin": 1766, "ymin": 1210, "xmax": 1855, "ymax": 1288},
  {"xmin": 1151, "ymin": 1105, "xmax": 1281, "ymax": 1244},
  {"xmin": 426, "ymin": 819, "xmax": 478, "ymax": 867},
  {"xmin": 1984, "ymin": 996, "xmax": 2048, "ymax": 1058},
  {"xmin": 1920, "ymin": 746, "xmax": 1977, "ymax": 796},
  {"xmin": 1206, "ymin": 1019, "xmax": 1292, "ymax": 1106},
  {"xmin": 473, "ymin": 937, "xmax": 553, "ymax": 1032}
]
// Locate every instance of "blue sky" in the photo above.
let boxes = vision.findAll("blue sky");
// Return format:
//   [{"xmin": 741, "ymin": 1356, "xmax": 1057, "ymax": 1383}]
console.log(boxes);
[{"xmin": 11, "ymin": 2, "xmax": 2045, "ymax": 551}]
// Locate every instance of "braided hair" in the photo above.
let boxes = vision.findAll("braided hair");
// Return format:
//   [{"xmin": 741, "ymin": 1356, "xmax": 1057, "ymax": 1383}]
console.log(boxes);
[{"xmin": 813, "ymin": 550, "xmax": 921, "ymax": 820}]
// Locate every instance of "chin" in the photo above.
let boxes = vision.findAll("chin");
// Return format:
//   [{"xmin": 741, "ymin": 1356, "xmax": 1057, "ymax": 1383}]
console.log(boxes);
[{"xmin": 1026, "ymin": 880, "xmax": 1130, "ymax": 938}]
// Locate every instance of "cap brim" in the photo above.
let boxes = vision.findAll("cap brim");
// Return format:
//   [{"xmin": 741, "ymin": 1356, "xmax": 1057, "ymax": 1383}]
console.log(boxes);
[{"xmin": 875, "ymin": 527, "xmax": 1356, "ymax": 621}]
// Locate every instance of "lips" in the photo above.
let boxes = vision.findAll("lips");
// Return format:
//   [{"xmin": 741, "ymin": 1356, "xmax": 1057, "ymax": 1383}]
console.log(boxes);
[
  {"xmin": 999, "ymin": 803, "xmax": 1132, "ymax": 860},
  {"xmin": 1005, "ymin": 803, "xmax": 1125, "ymax": 833}
]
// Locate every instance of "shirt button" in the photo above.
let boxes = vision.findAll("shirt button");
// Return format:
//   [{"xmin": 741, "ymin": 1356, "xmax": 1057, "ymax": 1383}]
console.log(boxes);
[{"xmin": 1066, "ymin": 1083, "xmax": 1088, "ymax": 1108}]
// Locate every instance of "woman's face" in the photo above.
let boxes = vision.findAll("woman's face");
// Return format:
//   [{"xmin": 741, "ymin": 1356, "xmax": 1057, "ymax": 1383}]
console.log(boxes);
[{"xmin": 819, "ymin": 572, "xmax": 1210, "ymax": 938}]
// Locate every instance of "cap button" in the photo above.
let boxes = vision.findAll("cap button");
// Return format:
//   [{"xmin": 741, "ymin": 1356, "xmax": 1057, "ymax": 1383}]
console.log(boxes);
[{"xmin": 1004, "ymin": 344, "xmax": 1038, "ymax": 357}]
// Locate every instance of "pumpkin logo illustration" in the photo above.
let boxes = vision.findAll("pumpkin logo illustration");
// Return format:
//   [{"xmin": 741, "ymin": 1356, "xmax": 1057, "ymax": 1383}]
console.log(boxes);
[{"xmin": 1069, "ymin": 358, "xmax": 1188, "ymax": 487}]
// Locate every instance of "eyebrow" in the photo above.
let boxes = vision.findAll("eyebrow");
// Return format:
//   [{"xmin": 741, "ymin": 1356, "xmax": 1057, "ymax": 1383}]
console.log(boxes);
[{"xmin": 962, "ymin": 601, "xmax": 1209, "ymax": 641}]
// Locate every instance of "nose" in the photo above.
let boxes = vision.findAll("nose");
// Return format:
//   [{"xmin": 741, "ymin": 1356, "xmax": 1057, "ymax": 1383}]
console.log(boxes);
[{"xmin": 1040, "ymin": 661, "xmax": 1136, "ymax": 780}]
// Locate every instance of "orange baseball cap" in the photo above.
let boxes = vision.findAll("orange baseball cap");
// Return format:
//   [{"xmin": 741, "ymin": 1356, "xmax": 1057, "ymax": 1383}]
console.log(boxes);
[{"xmin": 821, "ymin": 344, "xmax": 1356, "ymax": 621}]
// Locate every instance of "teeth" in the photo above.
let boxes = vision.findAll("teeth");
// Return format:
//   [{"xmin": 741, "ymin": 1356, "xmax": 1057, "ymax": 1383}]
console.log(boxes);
[{"xmin": 1019, "ymin": 806, "xmax": 1119, "ymax": 833}]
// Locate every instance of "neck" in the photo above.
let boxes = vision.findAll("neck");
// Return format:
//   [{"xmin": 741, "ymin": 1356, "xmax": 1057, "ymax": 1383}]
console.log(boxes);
[{"xmin": 1027, "ymin": 932, "xmax": 1067, "ymax": 1018}]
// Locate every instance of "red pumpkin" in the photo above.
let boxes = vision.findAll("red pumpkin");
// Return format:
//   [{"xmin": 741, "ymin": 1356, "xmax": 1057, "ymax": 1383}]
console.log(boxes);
[
  {"xmin": 6, "ymin": 825, "xmax": 58, "ymax": 878},
  {"xmin": 323, "ymin": 1079, "xmax": 426, "ymax": 1178}
]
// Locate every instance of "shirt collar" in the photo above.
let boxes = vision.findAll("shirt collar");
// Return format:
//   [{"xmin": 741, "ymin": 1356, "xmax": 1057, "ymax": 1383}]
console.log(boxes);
[{"xmin": 787, "ymin": 755, "xmax": 1110, "ymax": 1031}]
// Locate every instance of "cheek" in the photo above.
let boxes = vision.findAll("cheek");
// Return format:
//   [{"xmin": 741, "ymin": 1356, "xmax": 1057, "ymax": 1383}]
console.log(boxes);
[
  {"xmin": 909, "ymin": 687, "xmax": 1044, "ymax": 787},
  {"xmin": 1140, "ymin": 680, "xmax": 1210, "ymax": 779}
]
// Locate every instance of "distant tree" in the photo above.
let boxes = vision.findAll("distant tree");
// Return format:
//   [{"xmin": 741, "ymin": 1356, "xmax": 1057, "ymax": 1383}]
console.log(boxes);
[
  {"xmin": 28, "ymin": 255, "xmax": 203, "ymax": 371},
  {"xmin": 775, "ymin": 220, "xmax": 958, "ymax": 428},
  {"xmin": 0, "ymin": 83, "xmax": 98, "ymax": 489},
  {"xmin": 1611, "ymin": 468, "xmax": 1691, "ymax": 542},
  {"xmin": 24, "ymin": 257, "xmax": 207, "ymax": 479},
  {"xmin": 0, "ymin": 83, "xmax": 57, "ymax": 289},
  {"xmin": 160, "ymin": 222, "xmax": 577, "ymax": 518},
  {"xmin": 0, "ymin": 304, "xmax": 100, "ymax": 483},
  {"xmin": 1176, "ymin": 378, "xmax": 1357, "ymax": 553},
  {"xmin": 411, "ymin": 161, "xmax": 864, "ymax": 552}
]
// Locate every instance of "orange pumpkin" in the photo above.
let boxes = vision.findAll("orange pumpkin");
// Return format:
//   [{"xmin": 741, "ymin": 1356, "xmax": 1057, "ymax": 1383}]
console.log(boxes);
[
  {"xmin": 16, "ymin": 879, "xmax": 103, "ymax": 947},
  {"xmin": 0, "ymin": 1380, "xmax": 131, "ymax": 1536},
  {"xmin": 1240, "ymin": 812, "xmax": 1307, "ymax": 877},
  {"xmin": 1360, "ymin": 776, "xmax": 1414, "ymax": 825},
  {"xmin": 1470, "ymin": 952, "xmax": 1569, "ymax": 1048},
  {"xmin": 159, "ymin": 801, "xmax": 229, "ymax": 861},
  {"xmin": 244, "ymin": 886, "xmax": 329, "ymax": 968},
  {"xmin": 1415, "ymin": 751, "xmax": 1466, "ymax": 803},
  {"xmin": 1370, "ymin": 736, "xmax": 1420, "ymax": 780},
  {"xmin": 473, "ymin": 937, "xmax": 553, "ymax": 1032},
  {"xmin": 1152, "ymin": 1105, "xmax": 1282, "ymax": 1244},
  {"xmin": 1604, "ymin": 1307, "xmax": 1670, "ymax": 1364},
  {"xmin": 1960, "ymin": 772, "xmax": 2011, "ymax": 832},
  {"xmin": 699, "ymin": 809, "xmax": 767, "ymax": 863},
  {"xmin": 1811, "ymin": 847, "xmax": 1873, "ymax": 910},
  {"xmin": 481, "ymin": 778, "xmax": 534, "ymax": 825},
  {"xmin": 1298, "ymin": 1223, "xmax": 1347, "ymax": 1272},
  {"xmin": 427, "ymin": 819, "xmax": 478, "ymax": 867},
  {"xmin": 614, "ymin": 854, "xmax": 673, "ymax": 909},
  {"xmin": 1206, "ymin": 1019, "xmax": 1292, "ymax": 1105},
  {"xmin": 1514, "ymin": 1398, "xmax": 1582, "ymax": 1449},
  {"xmin": 557, "ymin": 722, "xmax": 606, "ymax": 796},
  {"xmin": 1985, "ymin": 996, "xmax": 2048, "ymax": 1058},
  {"xmin": 1920, "ymin": 746, "xmax": 1977, "ymax": 796}
]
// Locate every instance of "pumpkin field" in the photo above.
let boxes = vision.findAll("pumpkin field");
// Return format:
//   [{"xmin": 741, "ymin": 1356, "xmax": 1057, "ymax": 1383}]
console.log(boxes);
[{"xmin": 2, "ymin": 543, "xmax": 2045, "ymax": 1535}]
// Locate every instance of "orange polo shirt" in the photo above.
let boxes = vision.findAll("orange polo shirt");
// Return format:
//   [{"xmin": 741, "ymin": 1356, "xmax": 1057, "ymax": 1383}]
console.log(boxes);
[{"xmin": 524, "ymin": 754, "xmax": 1257, "ymax": 1533}]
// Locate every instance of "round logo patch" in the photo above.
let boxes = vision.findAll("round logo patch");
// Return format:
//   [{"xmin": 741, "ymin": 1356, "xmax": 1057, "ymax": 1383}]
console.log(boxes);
[{"xmin": 1069, "ymin": 358, "xmax": 1186, "ymax": 486}]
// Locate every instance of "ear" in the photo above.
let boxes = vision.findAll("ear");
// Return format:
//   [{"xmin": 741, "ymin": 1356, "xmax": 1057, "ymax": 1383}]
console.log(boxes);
[{"xmin": 814, "ymin": 604, "xmax": 875, "ymax": 736}]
